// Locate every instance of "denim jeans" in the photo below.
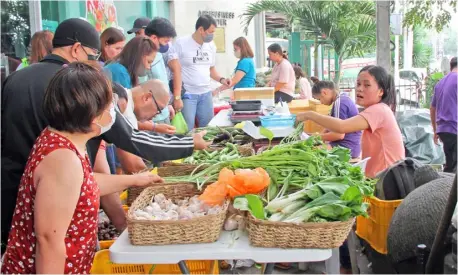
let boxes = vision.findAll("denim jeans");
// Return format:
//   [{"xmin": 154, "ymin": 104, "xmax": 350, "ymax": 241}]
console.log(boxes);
[
  {"xmin": 105, "ymin": 144, "xmax": 117, "ymax": 174},
  {"xmin": 181, "ymin": 92, "xmax": 214, "ymax": 130}
]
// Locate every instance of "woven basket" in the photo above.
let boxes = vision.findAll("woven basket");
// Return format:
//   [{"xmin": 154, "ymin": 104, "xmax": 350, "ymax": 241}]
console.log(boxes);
[
  {"xmin": 127, "ymin": 183, "xmax": 228, "ymax": 245},
  {"xmin": 246, "ymin": 214, "xmax": 355, "ymax": 249}
]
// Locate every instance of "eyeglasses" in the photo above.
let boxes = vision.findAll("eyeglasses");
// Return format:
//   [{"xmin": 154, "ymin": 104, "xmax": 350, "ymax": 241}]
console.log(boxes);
[
  {"xmin": 150, "ymin": 90, "xmax": 163, "ymax": 115},
  {"xmin": 66, "ymin": 36, "xmax": 101, "ymax": 60},
  {"xmin": 79, "ymin": 45, "xmax": 101, "ymax": 61}
]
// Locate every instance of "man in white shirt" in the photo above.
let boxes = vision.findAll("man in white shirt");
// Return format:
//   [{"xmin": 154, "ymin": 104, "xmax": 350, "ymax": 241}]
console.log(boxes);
[{"xmin": 168, "ymin": 15, "xmax": 230, "ymax": 130}]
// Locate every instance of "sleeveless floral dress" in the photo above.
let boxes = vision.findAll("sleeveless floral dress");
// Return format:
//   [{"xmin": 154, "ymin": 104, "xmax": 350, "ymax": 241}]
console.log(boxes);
[{"xmin": 1, "ymin": 128, "xmax": 100, "ymax": 274}]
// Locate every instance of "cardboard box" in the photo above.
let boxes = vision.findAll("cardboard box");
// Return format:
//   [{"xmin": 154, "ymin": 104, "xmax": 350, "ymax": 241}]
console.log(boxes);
[{"xmin": 234, "ymin": 87, "xmax": 275, "ymax": 106}]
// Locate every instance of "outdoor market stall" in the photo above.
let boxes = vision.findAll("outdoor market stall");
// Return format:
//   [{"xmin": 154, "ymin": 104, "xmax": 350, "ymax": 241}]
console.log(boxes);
[{"xmin": 96, "ymin": 92, "xmax": 374, "ymax": 274}]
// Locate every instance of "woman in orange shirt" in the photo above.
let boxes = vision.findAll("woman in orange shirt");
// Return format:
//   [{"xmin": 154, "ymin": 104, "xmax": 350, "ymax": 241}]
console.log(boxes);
[{"xmin": 297, "ymin": 65, "xmax": 405, "ymax": 178}]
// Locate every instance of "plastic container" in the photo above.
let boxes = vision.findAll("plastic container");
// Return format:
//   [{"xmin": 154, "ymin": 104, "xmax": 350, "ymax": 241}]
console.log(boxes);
[
  {"xmin": 90, "ymin": 250, "xmax": 219, "ymax": 274},
  {"xmin": 355, "ymin": 196, "xmax": 402, "ymax": 254},
  {"xmin": 230, "ymin": 100, "xmax": 262, "ymax": 112},
  {"xmin": 260, "ymin": 115, "xmax": 296, "ymax": 128}
]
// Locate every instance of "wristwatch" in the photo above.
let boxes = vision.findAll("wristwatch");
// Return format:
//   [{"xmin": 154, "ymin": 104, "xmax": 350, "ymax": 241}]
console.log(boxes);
[
  {"xmin": 174, "ymin": 96, "xmax": 181, "ymax": 101},
  {"xmin": 219, "ymin": 77, "xmax": 225, "ymax": 84}
]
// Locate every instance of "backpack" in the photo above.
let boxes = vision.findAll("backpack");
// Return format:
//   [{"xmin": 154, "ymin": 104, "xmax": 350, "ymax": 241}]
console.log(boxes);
[{"xmin": 375, "ymin": 158, "xmax": 425, "ymax": 200}]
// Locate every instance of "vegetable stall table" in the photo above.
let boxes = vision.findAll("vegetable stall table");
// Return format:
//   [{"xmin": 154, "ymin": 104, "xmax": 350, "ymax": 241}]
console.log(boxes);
[{"xmin": 110, "ymin": 230, "xmax": 340, "ymax": 274}]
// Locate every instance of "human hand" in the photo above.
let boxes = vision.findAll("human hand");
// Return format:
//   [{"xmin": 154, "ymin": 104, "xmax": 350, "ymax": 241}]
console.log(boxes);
[
  {"xmin": 434, "ymin": 133, "xmax": 441, "ymax": 145},
  {"xmin": 223, "ymin": 78, "xmax": 232, "ymax": 86},
  {"xmin": 134, "ymin": 172, "xmax": 164, "ymax": 187},
  {"xmin": 155, "ymin": 124, "xmax": 177, "ymax": 134},
  {"xmin": 296, "ymin": 111, "xmax": 312, "ymax": 122},
  {"xmin": 168, "ymin": 105, "xmax": 175, "ymax": 120},
  {"xmin": 192, "ymin": 130, "xmax": 212, "ymax": 150},
  {"xmin": 173, "ymin": 98, "xmax": 183, "ymax": 112}
]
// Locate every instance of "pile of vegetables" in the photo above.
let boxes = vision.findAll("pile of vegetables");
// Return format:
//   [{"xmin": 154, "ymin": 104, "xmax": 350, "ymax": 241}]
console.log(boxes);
[
  {"xmin": 166, "ymin": 136, "xmax": 374, "ymax": 194},
  {"xmin": 98, "ymin": 220, "xmax": 120, "ymax": 241},
  {"xmin": 199, "ymin": 167, "xmax": 270, "ymax": 206},
  {"xmin": 131, "ymin": 193, "xmax": 224, "ymax": 221},
  {"xmin": 234, "ymin": 178, "xmax": 369, "ymax": 223},
  {"xmin": 183, "ymin": 143, "xmax": 240, "ymax": 165},
  {"xmin": 280, "ymin": 122, "xmax": 304, "ymax": 144},
  {"xmin": 193, "ymin": 126, "xmax": 252, "ymax": 145}
]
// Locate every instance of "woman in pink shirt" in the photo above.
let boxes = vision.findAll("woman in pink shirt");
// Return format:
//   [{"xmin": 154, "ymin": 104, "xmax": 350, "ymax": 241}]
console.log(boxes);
[
  {"xmin": 267, "ymin": 43, "xmax": 296, "ymax": 103},
  {"xmin": 297, "ymin": 65, "xmax": 405, "ymax": 178}
]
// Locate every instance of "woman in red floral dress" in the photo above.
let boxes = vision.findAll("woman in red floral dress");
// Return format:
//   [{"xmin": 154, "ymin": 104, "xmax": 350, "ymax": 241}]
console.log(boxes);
[{"xmin": 1, "ymin": 62, "xmax": 163, "ymax": 274}]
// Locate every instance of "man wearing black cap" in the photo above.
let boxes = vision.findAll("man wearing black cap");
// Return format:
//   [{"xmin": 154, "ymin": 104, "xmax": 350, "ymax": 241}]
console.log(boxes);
[
  {"xmin": 145, "ymin": 17, "xmax": 184, "ymax": 114},
  {"xmin": 127, "ymin": 17, "xmax": 151, "ymax": 36},
  {"xmin": 1, "ymin": 18, "xmax": 209, "ymax": 253}
]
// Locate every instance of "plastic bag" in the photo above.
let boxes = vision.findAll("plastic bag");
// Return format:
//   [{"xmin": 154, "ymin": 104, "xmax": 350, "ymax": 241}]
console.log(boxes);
[
  {"xmin": 171, "ymin": 112, "xmax": 188, "ymax": 134},
  {"xmin": 199, "ymin": 181, "xmax": 228, "ymax": 206}
]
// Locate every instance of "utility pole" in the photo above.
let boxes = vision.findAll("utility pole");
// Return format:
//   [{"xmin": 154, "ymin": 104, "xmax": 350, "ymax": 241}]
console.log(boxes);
[{"xmin": 376, "ymin": 0, "xmax": 391, "ymax": 72}]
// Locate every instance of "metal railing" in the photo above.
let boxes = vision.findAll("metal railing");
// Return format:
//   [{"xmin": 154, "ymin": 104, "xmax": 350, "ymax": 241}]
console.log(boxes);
[{"xmin": 339, "ymin": 78, "xmax": 425, "ymax": 112}]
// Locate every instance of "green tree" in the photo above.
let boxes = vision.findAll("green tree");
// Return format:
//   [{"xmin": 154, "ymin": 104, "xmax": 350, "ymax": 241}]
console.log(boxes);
[
  {"xmin": 403, "ymin": 0, "xmax": 457, "ymax": 32},
  {"xmin": 241, "ymin": 0, "xmax": 376, "ymax": 85},
  {"xmin": 412, "ymin": 27, "xmax": 433, "ymax": 68},
  {"xmin": 1, "ymin": 0, "xmax": 30, "ymax": 57}
]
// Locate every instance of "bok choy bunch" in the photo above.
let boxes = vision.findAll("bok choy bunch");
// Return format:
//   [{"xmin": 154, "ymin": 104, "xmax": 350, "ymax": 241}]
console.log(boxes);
[{"xmin": 234, "ymin": 177, "xmax": 369, "ymax": 223}]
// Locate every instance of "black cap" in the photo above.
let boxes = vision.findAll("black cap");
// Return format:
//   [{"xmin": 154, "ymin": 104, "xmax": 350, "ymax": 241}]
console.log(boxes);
[
  {"xmin": 127, "ymin": 17, "xmax": 151, "ymax": 34},
  {"xmin": 52, "ymin": 18, "xmax": 101, "ymax": 51},
  {"xmin": 145, "ymin": 17, "xmax": 177, "ymax": 38}
]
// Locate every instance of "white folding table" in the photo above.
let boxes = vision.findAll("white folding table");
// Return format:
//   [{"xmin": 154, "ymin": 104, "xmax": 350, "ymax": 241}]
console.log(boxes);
[{"xmin": 110, "ymin": 230, "xmax": 339, "ymax": 274}]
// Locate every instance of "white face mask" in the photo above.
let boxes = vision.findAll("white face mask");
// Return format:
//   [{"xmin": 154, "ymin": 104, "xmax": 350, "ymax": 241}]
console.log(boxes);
[
  {"xmin": 96, "ymin": 105, "xmax": 116, "ymax": 135},
  {"xmin": 234, "ymin": 50, "xmax": 241, "ymax": 59}
]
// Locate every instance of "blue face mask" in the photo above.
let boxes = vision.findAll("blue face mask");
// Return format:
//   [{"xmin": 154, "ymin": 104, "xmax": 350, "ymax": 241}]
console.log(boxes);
[{"xmin": 159, "ymin": 43, "xmax": 169, "ymax": 53}]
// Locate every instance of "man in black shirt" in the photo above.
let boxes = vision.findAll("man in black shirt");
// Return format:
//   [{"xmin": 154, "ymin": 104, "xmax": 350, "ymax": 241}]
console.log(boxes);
[{"xmin": 1, "ymin": 18, "xmax": 209, "ymax": 252}]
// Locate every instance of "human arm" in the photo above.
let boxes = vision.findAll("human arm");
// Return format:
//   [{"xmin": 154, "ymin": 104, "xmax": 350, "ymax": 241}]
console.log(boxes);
[
  {"xmin": 430, "ymin": 90, "xmax": 439, "ymax": 144},
  {"xmin": 297, "ymin": 111, "xmax": 369, "ymax": 134},
  {"xmin": 99, "ymin": 106, "xmax": 199, "ymax": 164},
  {"xmin": 138, "ymin": 120, "xmax": 176, "ymax": 134},
  {"xmin": 430, "ymin": 106, "xmax": 439, "ymax": 144},
  {"xmin": 210, "ymin": 66, "xmax": 231, "ymax": 86},
  {"xmin": 168, "ymin": 59, "xmax": 183, "ymax": 111},
  {"xmin": 230, "ymin": 71, "xmax": 246, "ymax": 87},
  {"xmin": 115, "ymin": 148, "xmax": 147, "ymax": 174},
  {"xmin": 93, "ymin": 143, "xmax": 126, "ymax": 231},
  {"xmin": 274, "ymin": 81, "xmax": 287, "ymax": 92},
  {"xmin": 321, "ymin": 131, "xmax": 345, "ymax": 142},
  {"xmin": 34, "ymin": 150, "xmax": 84, "ymax": 273},
  {"xmin": 94, "ymin": 172, "xmax": 164, "ymax": 196}
]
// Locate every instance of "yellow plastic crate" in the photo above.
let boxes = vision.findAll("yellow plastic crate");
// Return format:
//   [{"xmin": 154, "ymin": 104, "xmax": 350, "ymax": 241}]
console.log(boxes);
[
  {"xmin": 98, "ymin": 205, "xmax": 129, "ymax": 250},
  {"xmin": 356, "ymin": 196, "xmax": 402, "ymax": 254},
  {"xmin": 120, "ymin": 191, "xmax": 128, "ymax": 201},
  {"xmin": 91, "ymin": 250, "xmax": 219, "ymax": 274}
]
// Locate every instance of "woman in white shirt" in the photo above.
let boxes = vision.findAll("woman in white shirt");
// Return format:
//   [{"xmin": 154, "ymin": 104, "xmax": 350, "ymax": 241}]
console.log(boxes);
[{"xmin": 293, "ymin": 65, "xmax": 312, "ymax": 100}]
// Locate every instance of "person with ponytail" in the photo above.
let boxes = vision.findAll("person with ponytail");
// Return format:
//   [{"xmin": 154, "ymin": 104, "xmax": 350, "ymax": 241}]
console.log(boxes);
[
  {"xmin": 267, "ymin": 43, "xmax": 296, "ymax": 103},
  {"xmin": 297, "ymin": 65, "xmax": 405, "ymax": 178}
]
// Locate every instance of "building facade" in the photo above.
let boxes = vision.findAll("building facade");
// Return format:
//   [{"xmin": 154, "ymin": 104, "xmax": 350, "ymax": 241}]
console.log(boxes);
[{"xmin": 1, "ymin": 0, "xmax": 266, "ymax": 78}]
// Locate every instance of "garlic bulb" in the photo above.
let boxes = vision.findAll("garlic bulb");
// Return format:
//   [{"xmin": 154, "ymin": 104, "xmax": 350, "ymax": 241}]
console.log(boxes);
[{"xmin": 132, "ymin": 193, "xmax": 223, "ymax": 221}]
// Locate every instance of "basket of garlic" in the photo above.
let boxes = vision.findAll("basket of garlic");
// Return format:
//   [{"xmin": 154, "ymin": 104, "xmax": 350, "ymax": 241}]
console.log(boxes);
[{"xmin": 127, "ymin": 183, "xmax": 229, "ymax": 245}]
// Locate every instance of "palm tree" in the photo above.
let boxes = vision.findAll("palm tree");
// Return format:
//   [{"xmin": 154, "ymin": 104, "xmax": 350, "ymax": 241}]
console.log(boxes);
[{"xmin": 241, "ymin": 0, "xmax": 377, "ymax": 84}]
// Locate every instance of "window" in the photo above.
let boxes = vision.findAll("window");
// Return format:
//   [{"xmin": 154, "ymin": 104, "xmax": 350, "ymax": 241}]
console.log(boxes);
[{"xmin": 1, "ymin": 0, "xmax": 31, "ymax": 59}]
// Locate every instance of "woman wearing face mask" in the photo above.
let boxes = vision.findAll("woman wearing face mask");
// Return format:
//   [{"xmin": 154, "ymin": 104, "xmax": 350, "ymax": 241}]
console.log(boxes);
[
  {"xmin": 104, "ymin": 36, "xmax": 157, "ymax": 89},
  {"xmin": 267, "ymin": 43, "xmax": 296, "ymax": 103},
  {"xmin": 1, "ymin": 63, "xmax": 162, "ymax": 274},
  {"xmin": 297, "ymin": 65, "xmax": 405, "ymax": 178},
  {"xmin": 99, "ymin": 27, "xmax": 125, "ymax": 64},
  {"xmin": 227, "ymin": 37, "xmax": 256, "ymax": 89}
]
